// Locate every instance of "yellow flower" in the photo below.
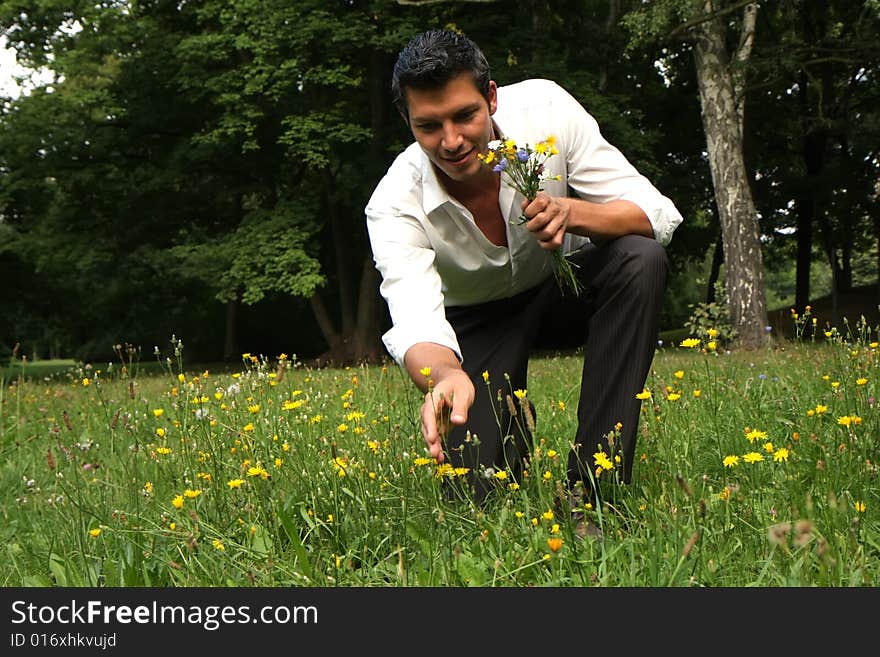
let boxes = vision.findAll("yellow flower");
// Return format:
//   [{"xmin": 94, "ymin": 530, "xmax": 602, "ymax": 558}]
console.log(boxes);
[
  {"xmin": 494, "ymin": 470, "xmax": 508, "ymax": 481},
  {"xmin": 673, "ymin": 370, "xmax": 684, "ymax": 379},
  {"xmin": 693, "ymin": 389, "xmax": 701, "ymax": 398},
  {"xmin": 854, "ymin": 501, "xmax": 866, "ymax": 513},
  {"xmin": 541, "ymin": 510, "xmax": 554, "ymax": 521},
  {"xmin": 247, "ymin": 465, "xmax": 270, "ymax": 479},
  {"xmin": 707, "ymin": 328, "xmax": 718, "ymax": 339},
  {"xmin": 143, "ymin": 481, "xmax": 153, "ymax": 494},
  {"xmin": 81, "ymin": 377, "xmax": 91, "ymax": 387},
  {"xmin": 212, "ymin": 539, "xmax": 225, "ymax": 551},
  {"xmin": 667, "ymin": 392, "xmax": 681, "ymax": 401},
  {"xmin": 227, "ymin": 479, "xmax": 245, "ymax": 489},
  {"xmin": 743, "ymin": 452, "xmax": 764, "ymax": 464},
  {"xmin": 171, "ymin": 495, "xmax": 184, "ymax": 509},
  {"xmin": 707, "ymin": 341, "xmax": 717, "ymax": 351},
  {"xmin": 513, "ymin": 389, "xmax": 527, "ymax": 400},
  {"xmin": 763, "ymin": 442, "xmax": 775, "ymax": 453},
  {"xmin": 680, "ymin": 338, "xmax": 701, "ymax": 348},
  {"xmin": 482, "ymin": 370, "xmax": 490, "ymax": 383},
  {"xmin": 773, "ymin": 448, "xmax": 789, "ymax": 462},
  {"xmin": 155, "ymin": 427, "xmax": 166, "ymax": 438},
  {"xmin": 837, "ymin": 416, "xmax": 852, "ymax": 427},
  {"xmin": 593, "ymin": 451, "xmax": 613, "ymax": 470},
  {"xmin": 242, "ymin": 422, "xmax": 255, "ymax": 432},
  {"xmin": 635, "ymin": 389, "xmax": 652, "ymax": 400},
  {"xmin": 183, "ymin": 489, "xmax": 201, "ymax": 499},
  {"xmin": 156, "ymin": 446, "xmax": 172, "ymax": 456},
  {"xmin": 542, "ymin": 470, "xmax": 552, "ymax": 480},
  {"xmin": 153, "ymin": 408, "xmax": 164, "ymax": 417},
  {"xmin": 856, "ymin": 378, "xmax": 868, "ymax": 386},
  {"xmin": 419, "ymin": 366, "xmax": 431, "ymax": 378},
  {"xmin": 723, "ymin": 455, "xmax": 739, "ymax": 468},
  {"xmin": 89, "ymin": 528, "xmax": 102, "ymax": 538},
  {"xmin": 547, "ymin": 537, "xmax": 563, "ymax": 552},
  {"xmin": 745, "ymin": 428, "xmax": 767, "ymax": 443},
  {"xmin": 557, "ymin": 400, "xmax": 565, "ymax": 411}
]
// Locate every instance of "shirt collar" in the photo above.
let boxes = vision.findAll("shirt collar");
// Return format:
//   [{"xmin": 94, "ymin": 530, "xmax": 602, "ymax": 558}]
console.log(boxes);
[{"xmin": 419, "ymin": 151, "xmax": 455, "ymax": 215}]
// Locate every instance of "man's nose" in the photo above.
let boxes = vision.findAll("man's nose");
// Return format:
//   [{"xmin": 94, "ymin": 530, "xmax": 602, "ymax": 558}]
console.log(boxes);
[{"xmin": 440, "ymin": 123, "xmax": 463, "ymax": 151}]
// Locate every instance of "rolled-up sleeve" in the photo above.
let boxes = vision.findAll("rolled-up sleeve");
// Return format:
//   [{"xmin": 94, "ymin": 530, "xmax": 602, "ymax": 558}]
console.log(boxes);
[
  {"xmin": 366, "ymin": 206, "xmax": 461, "ymax": 366},
  {"xmin": 551, "ymin": 82, "xmax": 683, "ymax": 246}
]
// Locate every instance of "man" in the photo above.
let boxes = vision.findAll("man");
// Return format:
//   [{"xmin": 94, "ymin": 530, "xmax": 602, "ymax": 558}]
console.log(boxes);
[{"xmin": 365, "ymin": 29, "xmax": 682, "ymax": 518}]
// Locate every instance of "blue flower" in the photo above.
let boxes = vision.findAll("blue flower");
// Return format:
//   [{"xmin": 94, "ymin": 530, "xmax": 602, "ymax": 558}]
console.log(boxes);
[
  {"xmin": 516, "ymin": 148, "xmax": 529, "ymax": 162},
  {"xmin": 493, "ymin": 159, "xmax": 508, "ymax": 172}
]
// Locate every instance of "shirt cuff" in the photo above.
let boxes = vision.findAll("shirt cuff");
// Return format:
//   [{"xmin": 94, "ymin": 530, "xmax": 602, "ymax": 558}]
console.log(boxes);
[{"xmin": 381, "ymin": 322, "xmax": 462, "ymax": 367}]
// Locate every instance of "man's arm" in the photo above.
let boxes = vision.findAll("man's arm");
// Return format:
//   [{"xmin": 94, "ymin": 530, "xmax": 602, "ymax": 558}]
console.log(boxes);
[
  {"xmin": 522, "ymin": 194, "xmax": 653, "ymax": 250},
  {"xmin": 403, "ymin": 342, "xmax": 475, "ymax": 464}
]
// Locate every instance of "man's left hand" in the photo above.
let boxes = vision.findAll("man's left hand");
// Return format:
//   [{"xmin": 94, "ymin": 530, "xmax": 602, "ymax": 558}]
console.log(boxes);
[{"xmin": 522, "ymin": 192, "xmax": 569, "ymax": 250}]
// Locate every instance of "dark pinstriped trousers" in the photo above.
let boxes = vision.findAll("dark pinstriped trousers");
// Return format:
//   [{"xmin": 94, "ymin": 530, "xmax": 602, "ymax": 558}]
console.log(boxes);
[{"xmin": 443, "ymin": 234, "xmax": 669, "ymax": 502}]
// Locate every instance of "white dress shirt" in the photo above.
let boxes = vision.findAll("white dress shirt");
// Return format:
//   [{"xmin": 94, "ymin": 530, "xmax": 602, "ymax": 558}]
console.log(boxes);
[{"xmin": 365, "ymin": 78, "xmax": 683, "ymax": 366}]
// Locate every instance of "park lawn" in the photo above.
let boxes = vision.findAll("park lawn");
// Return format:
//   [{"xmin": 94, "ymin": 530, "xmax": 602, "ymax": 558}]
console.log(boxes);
[{"xmin": 0, "ymin": 326, "xmax": 877, "ymax": 587}]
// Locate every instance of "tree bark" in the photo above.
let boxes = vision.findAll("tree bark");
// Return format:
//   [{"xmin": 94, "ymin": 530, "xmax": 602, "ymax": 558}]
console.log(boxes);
[
  {"xmin": 223, "ymin": 298, "xmax": 238, "ymax": 361},
  {"xmin": 692, "ymin": 1, "xmax": 769, "ymax": 349}
]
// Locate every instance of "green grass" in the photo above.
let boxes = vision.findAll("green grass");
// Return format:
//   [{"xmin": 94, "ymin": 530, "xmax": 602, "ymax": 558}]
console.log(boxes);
[{"xmin": 1, "ymin": 317, "xmax": 878, "ymax": 587}]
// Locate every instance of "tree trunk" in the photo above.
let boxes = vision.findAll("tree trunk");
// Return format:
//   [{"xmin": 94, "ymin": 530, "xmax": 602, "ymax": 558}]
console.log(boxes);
[
  {"xmin": 353, "ymin": 256, "xmax": 382, "ymax": 362},
  {"xmin": 692, "ymin": 1, "xmax": 768, "ymax": 349},
  {"xmin": 707, "ymin": 231, "xmax": 723, "ymax": 304},
  {"xmin": 223, "ymin": 298, "xmax": 238, "ymax": 362}
]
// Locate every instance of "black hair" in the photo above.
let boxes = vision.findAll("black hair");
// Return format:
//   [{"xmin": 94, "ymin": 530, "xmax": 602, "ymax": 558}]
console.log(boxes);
[{"xmin": 391, "ymin": 28, "xmax": 492, "ymax": 119}]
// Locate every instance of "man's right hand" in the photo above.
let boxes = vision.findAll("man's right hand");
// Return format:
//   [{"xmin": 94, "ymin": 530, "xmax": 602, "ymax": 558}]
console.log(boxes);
[{"xmin": 419, "ymin": 370, "xmax": 474, "ymax": 464}]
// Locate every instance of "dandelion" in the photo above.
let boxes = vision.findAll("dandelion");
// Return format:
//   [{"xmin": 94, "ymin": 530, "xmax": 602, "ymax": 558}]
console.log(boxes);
[
  {"xmin": 247, "ymin": 465, "xmax": 270, "ymax": 479},
  {"xmin": 593, "ymin": 451, "xmax": 613, "ymax": 471},
  {"xmin": 773, "ymin": 448, "xmax": 789, "ymax": 462},
  {"xmin": 482, "ymin": 370, "xmax": 489, "ymax": 383},
  {"xmin": 680, "ymin": 338, "xmax": 701, "ymax": 348},
  {"xmin": 494, "ymin": 470, "xmax": 508, "ymax": 481},
  {"xmin": 673, "ymin": 370, "xmax": 684, "ymax": 379},
  {"xmin": 171, "ymin": 495, "xmax": 184, "ymax": 509},
  {"xmin": 856, "ymin": 378, "xmax": 868, "ymax": 386},
  {"xmin": 513, "ymin": 389, "xmax": 527, "ymax": 400},
  {"xmin": 635, "ymin": 389, "xmax": 652, "ymax": 400},
  {"xmin": 155, "ymin": 427, "xmax": 166, "ymax": 438},
  {"xmin": 212, "ymin": 539, "xmax": 225, "ymax": 551},
  {"xmin": 153, "ymin": 408, "xmax": 164, "ymax": 417},
  {"xmin": 81, "ymin": 377, "xmax": 91, "ymax": 387},
  {"xmin": 547, "ymin": 537, "xmax": 563, "ymax": 552},
  {"xmin": 854, "ymin": 501, "xmax": 866, "ymax": 513},
  {"xmin": 89, "ymin": 528, "xmax": 101, "ymax": 538},
  {"xmin": 156, "ymin": 446, "xmax": 172, "ymax": 456},
  {"xmin": 743, "ymin": 452, "xmax": 764, "ymax": 464},
  {"xmin": 541, "ymin": 509, "xmax": 554, "ymax": 521},
  {"xmin": 227, "ymin": 479, "xmax": 245, "ymax": 489},
  {"xmin": 693, "ymin": 390, "xmax": 701, "ymax": 398},
  {"xmin": 722, "ymin": 455, "xmax": 739, "ymax": 468},
  {"xmin": 183, "ymin": 489, "xmax": 202, "ymax": 499},
  {"xmin": 667, "ymin": 392, "xmax": 681, "ymax": 401},
  {"xmin": 745, "ymin": 428, "xmax": 767, "ymax": 443},
  {"xmin": 419, "ymin": 366, "xmax": 431, "ymax": 378}
]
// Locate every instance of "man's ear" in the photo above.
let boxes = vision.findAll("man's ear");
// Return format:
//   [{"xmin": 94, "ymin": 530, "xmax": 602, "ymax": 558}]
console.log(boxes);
[{"xmin": 487, "ymin": 80, "xmax": 498, "ymax": 115}]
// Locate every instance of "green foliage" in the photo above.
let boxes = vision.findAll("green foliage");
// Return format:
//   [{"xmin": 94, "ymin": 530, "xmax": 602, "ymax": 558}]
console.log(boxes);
[{"xmin": 685, "ymin": 280, "xmax": 738, "ymax": 345}]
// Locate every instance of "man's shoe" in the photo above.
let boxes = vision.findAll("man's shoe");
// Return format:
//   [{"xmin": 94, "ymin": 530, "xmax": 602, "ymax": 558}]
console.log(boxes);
[
  {"xmin": 557, "ymin": 488, "xmax": 604, "ymax": 541},
  {"xmin": 573, "ymin": 514, "xmax": 603, "ymax": 540}
]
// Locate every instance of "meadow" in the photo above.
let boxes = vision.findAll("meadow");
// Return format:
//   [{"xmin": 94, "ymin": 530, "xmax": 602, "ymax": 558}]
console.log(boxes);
[{"xmin": 1, "ymin": 312, "xmax": 877, "ymax": 588}]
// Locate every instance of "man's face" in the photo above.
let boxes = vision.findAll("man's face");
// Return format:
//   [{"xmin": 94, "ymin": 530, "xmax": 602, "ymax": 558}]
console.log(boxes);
[{"xmin": 405, "ymin": 72, "xmax": 497, "ymax": 185}]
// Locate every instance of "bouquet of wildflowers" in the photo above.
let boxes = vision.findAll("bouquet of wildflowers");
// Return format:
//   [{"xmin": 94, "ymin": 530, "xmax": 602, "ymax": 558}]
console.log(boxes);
[{"xmin": 478, "ymin": 136, "xmax": 582, "ymax": 296}]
